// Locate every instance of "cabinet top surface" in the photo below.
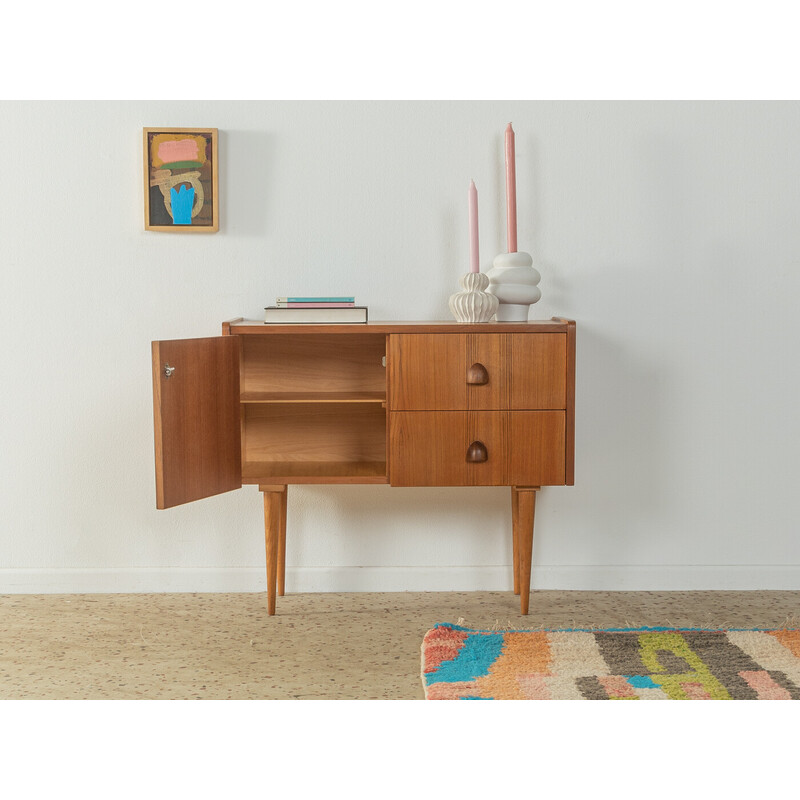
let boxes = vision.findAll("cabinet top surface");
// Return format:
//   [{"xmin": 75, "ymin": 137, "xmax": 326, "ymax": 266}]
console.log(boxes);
[{"xmin": 225, "ymin": 318, "xmax": 574, "ymax": 335}]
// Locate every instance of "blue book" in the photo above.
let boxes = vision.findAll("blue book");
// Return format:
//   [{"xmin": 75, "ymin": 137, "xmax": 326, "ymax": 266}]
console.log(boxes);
[{"xmin": 276, "ymin": 296, "xmax": 355, "ymax": 303}]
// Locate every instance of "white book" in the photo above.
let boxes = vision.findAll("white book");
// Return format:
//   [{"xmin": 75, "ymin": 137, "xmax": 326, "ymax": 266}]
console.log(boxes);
[{"xmin": 264, "ymin": 306, "xmax": 368, "ymax": 324}]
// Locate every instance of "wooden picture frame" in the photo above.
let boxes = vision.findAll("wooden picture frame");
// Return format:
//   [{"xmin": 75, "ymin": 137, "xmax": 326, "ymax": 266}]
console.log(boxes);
[{"xmin": 143, "ymin": 128, "xmax": 219, "ymax": 232}]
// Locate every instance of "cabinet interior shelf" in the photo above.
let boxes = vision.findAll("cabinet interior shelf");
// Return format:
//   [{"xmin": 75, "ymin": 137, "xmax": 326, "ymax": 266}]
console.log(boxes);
[
  {"xmin": 239, "ymin": 391, "xmax": 386, "ymax": 404},
  {"xmin": 242, "ymin": 460, "xmax": 388, "ymax": 483}
]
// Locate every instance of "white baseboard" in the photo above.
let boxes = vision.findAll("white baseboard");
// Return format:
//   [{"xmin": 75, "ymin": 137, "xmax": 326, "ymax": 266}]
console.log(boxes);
[{"xmin": 2, "ymin": 565, "xmax": 800, "ymax": 594}]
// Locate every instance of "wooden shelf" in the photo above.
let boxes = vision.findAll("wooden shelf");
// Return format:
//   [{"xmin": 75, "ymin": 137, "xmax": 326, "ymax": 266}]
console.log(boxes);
[
  {"xmin": 242, "ymin": 460, "xmax": 388, "ymax": 484},
  {"xmin": 240, "ymin": 391, "xmax": 386, "ymax": 404}
]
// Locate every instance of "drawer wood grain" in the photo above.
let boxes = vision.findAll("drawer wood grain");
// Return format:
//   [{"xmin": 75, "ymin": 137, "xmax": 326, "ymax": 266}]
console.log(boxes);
[
  {"xmin": 388, "ymin": 334, "xmax": 467, "ymax": 409},
  {"xmin": 388, "ymin": 333, "xmax": 566, "ymax": 410},
  {"xmin": 389, "ymin": 411, "xmax": 565, "ymax": 486},
  {"xmin": 511, "ymin": 334, "xmax": 567, "ymax": 410}
]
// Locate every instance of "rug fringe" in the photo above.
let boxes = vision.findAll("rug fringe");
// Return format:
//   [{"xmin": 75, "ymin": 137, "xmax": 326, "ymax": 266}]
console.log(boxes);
[{"xmin": 445, "ymin": 615, "xmax": 800, "ymax": 633}]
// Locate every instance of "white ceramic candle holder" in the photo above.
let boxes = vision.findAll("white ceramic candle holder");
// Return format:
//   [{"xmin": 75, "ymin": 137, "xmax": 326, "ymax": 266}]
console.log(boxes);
[
  {"xmin": 449, "ymin": 272, "xmax": 499, "ymax": 323},
  {"xmin": 486, "ymin": 251, "xmax": 541, "ymax": 321}
]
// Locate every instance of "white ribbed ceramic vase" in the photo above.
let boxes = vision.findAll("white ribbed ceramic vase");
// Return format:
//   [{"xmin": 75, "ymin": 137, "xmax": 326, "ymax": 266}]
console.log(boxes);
[
  {"xmin": 486, "ymin": 251, "xmax": 541, "ymax": 321},
  {"xmin": 448, "ymin": 272, "xmax": 499, "ymax": 323}
]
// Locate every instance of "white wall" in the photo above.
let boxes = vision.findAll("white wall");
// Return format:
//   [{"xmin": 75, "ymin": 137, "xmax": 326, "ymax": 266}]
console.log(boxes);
[{"xmin": 2, "ymin": 101, "xmax": 799, "ymax": 593}]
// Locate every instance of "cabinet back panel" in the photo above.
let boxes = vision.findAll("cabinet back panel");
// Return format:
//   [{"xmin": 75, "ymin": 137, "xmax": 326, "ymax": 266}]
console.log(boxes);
[
  {"xmin": 241, "ymin": 334, "xmax": 386, "ymax": 394},
  {"xmin": 243, "ymin": 403, "xmax": 386, "ymax": 463}
]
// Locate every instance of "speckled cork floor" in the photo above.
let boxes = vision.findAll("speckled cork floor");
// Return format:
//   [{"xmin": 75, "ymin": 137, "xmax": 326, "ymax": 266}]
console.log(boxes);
[{"xmin": 1, "ymin": 591, "xmax": 798, "ymax": 699}]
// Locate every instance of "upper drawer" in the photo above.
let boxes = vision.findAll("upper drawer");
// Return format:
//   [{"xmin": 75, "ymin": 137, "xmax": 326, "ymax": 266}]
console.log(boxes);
[{"xmin": 387, "ymin": 333, "xmax": 566, "ymax": 410}]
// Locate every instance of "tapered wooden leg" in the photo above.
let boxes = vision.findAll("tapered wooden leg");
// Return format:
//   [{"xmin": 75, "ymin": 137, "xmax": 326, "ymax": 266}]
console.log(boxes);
[
  {"xmin": 261, "ymin": 485, "xmax": 287, "ymax": 615},
  {"xmin": 278, "ymin": 486, "xmax": 287, "ymax": 597},
  {"xmin": 513, "ymin": 486, "xmax": 539, "ymax": 615},
  {"xmin": 511, "ymin": 487, "xmax": 520, "ymax": 595}
]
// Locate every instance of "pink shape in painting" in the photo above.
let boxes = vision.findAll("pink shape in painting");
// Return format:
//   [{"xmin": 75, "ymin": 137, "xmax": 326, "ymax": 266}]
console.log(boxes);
[{"xmin": 158, "ymin": 138, "xmax": 199, "ymax": 164}]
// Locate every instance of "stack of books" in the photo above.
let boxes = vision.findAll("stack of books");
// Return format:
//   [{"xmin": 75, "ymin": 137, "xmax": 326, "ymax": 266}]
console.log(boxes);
[{"xmin": 264, "ymin": 297, "xmax": 368, "ymax": 323}]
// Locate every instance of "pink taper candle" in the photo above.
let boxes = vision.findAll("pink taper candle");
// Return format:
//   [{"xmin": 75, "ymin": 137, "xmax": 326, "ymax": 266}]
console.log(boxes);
[
  {"xmin": 505, "ymin": 122, "xmax": 518, "ymax": 253},
  {"xmin": 469, "ymin": 179, "xmax": 479, "ymax": 272}
]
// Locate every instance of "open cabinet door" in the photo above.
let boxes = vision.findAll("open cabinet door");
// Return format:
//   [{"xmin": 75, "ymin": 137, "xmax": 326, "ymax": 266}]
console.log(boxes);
[{"xmin": 152, "ymin": 336, "xmax": 242, "ymax": 509}]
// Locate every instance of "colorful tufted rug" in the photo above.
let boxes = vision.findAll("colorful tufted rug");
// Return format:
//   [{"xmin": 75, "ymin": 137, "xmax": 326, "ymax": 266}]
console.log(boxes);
[{"xmin": 421, "ymin": 624, "xmax": 800, "ymax": 699}]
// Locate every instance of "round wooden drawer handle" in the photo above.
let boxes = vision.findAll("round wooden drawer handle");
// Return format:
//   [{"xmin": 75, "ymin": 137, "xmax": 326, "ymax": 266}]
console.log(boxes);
[
  {"xmin": 466, "ymin": 441, "xmax": 488, "ymax": 463},
  {"xmin": 466, "ymin": 363, "xmax": 489, "ymax": 385}
]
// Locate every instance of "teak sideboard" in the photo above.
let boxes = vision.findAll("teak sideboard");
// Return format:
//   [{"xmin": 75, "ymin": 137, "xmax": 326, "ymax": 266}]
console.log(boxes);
[{"xmin": 151, "ymin": 319, "xmax": 575, "ymax": 615}]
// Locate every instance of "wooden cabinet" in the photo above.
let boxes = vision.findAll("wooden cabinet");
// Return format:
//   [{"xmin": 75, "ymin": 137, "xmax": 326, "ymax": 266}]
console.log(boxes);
[{"xmin": 152, "ymin": 319, "xmax": 575, "ymax": 614}]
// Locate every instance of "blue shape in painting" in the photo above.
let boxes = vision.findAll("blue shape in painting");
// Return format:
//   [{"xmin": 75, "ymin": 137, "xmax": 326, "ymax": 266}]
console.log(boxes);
[
  {"xmin": 171, "ymin": 185, "xmax": 195, "ymax": 225},
  {"xmin": 425, "ymin": 633, "xmax": 505, "ymax": 685}
]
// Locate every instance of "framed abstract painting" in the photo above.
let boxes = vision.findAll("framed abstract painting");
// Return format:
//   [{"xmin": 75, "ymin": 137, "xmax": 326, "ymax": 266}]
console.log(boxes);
[{"xmin": 143, "ymin": 128, "xmax": 219, "ymax": 232}]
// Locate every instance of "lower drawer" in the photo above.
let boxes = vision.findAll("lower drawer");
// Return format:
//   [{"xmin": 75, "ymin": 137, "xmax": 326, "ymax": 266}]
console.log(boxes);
[{"xmin": 389, "ymin": 411, "xmax": 566, "ymax": 486}]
